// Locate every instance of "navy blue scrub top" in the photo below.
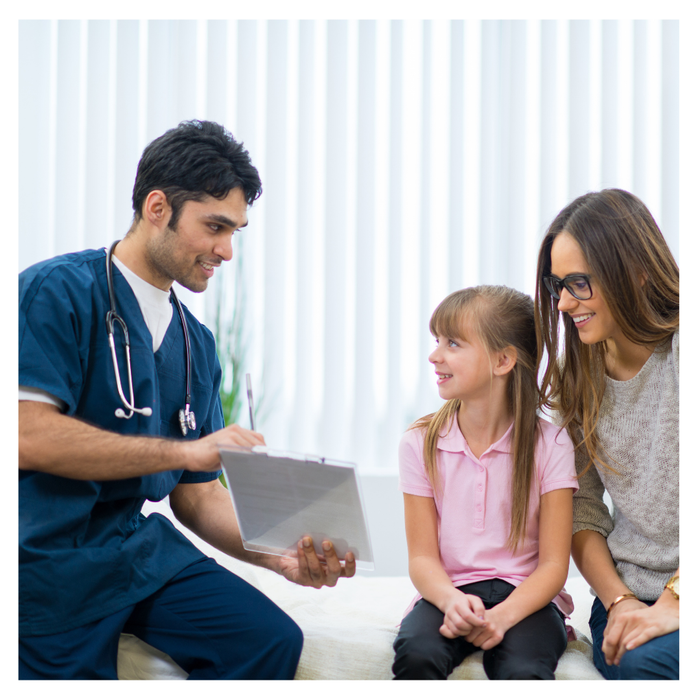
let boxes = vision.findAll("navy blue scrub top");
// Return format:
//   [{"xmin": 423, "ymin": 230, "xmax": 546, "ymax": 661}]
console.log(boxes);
[{"xmin": 19, "ymin": 249, "xmax": 225, "ymax": 636}]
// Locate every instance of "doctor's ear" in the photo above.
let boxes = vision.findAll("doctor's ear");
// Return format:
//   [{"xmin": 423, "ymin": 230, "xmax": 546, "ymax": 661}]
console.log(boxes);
[
  {"xmin": 493, "ymin": 346, "xmax": 517, "ymax": 377},
  {"xmin": 142, "ymin": 190, "xmax": 172, "ymax": 228}
]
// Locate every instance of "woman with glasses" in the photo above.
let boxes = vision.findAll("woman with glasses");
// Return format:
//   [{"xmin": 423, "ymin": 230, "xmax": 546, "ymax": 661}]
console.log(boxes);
[{"xmin": 534, "ymin": 188, "xmax": 679, "ymax": 681}]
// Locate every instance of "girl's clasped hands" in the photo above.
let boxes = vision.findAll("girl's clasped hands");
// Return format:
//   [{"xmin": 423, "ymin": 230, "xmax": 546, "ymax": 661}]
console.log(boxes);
[{"xmin": 440, "ymin": 593, "xmax": 508, "ymax": 651}]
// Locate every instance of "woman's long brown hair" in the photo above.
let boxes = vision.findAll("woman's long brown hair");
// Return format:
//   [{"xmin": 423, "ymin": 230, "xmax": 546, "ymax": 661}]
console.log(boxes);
[
  {"xmin": 411, "ymin": 286, "xmax": 541, "ymax": 553},
  {"xmin": 535, "ymin": 189, "xmax": 679, "ymax": 474}
]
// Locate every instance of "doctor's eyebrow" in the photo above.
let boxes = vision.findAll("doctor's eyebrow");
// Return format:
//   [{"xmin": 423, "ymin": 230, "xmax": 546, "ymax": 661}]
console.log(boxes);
[{"xmin": 205, "ymin": 214, "xmax": 249, "ymax": 230}]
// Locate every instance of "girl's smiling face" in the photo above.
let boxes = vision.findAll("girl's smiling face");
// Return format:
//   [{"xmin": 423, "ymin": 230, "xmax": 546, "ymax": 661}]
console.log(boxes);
[
  {"xmin": 428, "ymin": 320, "xmax": 496, "ymax": 402},
  {"xmin": 549, "ymin": 231, "xmax": 621, "ymax": 346}
]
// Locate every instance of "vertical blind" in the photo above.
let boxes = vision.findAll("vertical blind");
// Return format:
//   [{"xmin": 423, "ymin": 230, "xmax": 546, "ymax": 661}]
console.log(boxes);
[{"xmin": 19, "ymin": 19, "xmax": 680, "ymax": 474}]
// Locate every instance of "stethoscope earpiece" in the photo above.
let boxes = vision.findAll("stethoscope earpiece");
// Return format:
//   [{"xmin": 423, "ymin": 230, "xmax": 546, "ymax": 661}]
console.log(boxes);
[{"xmin": 106, "ymin": 241, "xmax": 194, "ymax": 432}]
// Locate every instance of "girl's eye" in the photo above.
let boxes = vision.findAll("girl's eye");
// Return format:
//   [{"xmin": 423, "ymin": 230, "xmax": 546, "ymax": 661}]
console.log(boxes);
[{"xmin": 448, "ymin": 339, "xmax": 458, "ymax": 347}]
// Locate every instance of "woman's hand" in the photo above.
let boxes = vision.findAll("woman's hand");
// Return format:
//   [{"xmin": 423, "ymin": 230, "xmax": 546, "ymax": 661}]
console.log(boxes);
[
  {"xmin": 439, "ymin": 592, "xmax": 487, "ymax": 639},
  {"xmin": 602, "ymin": 593, "xmax": 679, "ymax": 666}
]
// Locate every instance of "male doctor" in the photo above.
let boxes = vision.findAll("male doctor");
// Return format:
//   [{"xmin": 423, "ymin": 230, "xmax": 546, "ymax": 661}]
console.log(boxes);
[{"xmin": 18, "ymin": 120, "xmax": 355, "ymax": 679}]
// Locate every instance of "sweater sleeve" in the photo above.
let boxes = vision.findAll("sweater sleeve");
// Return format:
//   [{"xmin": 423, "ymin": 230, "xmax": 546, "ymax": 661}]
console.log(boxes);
[{"xmin": 572, "ymin": 442, "xmax": 614, "ymax": 538}]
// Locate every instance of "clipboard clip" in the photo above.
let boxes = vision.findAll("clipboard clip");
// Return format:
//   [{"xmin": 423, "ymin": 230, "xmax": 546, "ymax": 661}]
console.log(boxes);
[{"xmin": 253, "ymin": 446, "xmax": 327, "ymax": 463}]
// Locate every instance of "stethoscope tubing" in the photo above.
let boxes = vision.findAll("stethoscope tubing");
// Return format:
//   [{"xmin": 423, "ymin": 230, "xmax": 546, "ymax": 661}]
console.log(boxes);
[{"xmin": 105, "ymin": 241, "xmax": 195, "ymax": 434}]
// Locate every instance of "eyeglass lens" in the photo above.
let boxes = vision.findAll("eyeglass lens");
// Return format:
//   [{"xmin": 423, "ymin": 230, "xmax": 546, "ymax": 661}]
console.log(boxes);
[{"xmin": 545, "ymin": 275, "xmax": 592, "ymax": 300}]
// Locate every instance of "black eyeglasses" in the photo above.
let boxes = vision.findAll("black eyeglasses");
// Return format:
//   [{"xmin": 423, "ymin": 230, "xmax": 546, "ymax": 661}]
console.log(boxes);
[{"xmin": 543, "ymin": 274, "xmax": 593, "ymax": 301}]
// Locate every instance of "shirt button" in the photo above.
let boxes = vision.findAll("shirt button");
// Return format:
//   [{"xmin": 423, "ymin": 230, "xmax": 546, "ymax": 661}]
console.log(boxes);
[
  {"xmin": 477, "ymin": 504, "xmax": 482, "ymax": 511},
  {"xmin": 477, "ymin": 484, "xmax": 483, "ymax": 491}
]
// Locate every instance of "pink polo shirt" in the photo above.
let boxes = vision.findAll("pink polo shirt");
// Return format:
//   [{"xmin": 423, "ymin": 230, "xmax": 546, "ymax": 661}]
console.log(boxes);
[{"xmin": 399, "ymin": 415, "xmax": 578, "ymax": 619}]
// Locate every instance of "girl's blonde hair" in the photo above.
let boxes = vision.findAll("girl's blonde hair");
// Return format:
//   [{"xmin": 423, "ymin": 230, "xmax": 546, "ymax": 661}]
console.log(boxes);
[
  {"xmin": 411, "ymin": 286, "xmax": 541, "ymax": 552},
  {"xmin": 535, "ymin": 189, "xmax": 679, "ymax": 475}
]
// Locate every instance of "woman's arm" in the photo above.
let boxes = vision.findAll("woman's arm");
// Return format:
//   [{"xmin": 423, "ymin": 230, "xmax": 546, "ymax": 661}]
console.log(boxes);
[
  {"xmin": 466, "ymin": 488, "xmax": 574, "ymax": 651},
  {"xmin": 572, "ymin": 529, "xmax": 637, "ymax": 608},
  {"xmin": 403, "ymin": 493, "xmax": 487, "ymax": 637},
  {"xmin": 573, "ymin": 529, "xmax": 679, "ymax": 666}
]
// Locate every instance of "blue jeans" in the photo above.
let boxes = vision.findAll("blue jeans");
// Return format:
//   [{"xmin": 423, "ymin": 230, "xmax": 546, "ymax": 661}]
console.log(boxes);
[{"xmin": 589, "ymin": 596, "xmax": 679, "ymax": 680}]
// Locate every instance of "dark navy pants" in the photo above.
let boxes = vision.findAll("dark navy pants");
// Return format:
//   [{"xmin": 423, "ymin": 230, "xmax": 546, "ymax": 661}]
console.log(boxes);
[
  {"xmin": 589, "ymin": 597, "xmax": 679, "ymax": 680},
  {"xmin": 392, "ymin": 578, "xmax": 568, "ymax": 680},
  {"xmin": 19, "ymin": 557, "xmax": 303, "ymax": 680}
]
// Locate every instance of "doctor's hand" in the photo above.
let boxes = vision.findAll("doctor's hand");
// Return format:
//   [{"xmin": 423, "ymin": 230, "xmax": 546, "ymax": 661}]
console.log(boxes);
[
  {"xmin": 185, "ymin": 423, "xmax": 266, "ymax": 472},
  {"xmin": 277, "ymin": 537, "xmax": 356, "ymax": 588}
]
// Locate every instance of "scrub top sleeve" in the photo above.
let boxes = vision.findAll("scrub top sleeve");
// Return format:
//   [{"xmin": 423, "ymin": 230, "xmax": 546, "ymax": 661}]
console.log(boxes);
[{"xmin": 19, "ymin": 268, "xmax": 92, "ymax": 414}]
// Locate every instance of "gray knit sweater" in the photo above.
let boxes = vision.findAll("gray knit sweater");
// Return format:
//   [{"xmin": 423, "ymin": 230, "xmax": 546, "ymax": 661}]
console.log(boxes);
[{"xmin": 572, "ymin": 332, "xmax": 679, "ymax": 601}]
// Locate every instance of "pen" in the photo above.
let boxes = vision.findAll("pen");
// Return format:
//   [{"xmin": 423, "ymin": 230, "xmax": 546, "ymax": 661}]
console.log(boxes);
[{"xmin": 246, "ymin": 373, "xmax": 256, "ymax": 431}]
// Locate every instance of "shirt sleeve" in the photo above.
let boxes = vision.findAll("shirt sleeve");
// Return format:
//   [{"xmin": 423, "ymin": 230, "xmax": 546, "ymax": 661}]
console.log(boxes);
[
  {"xmin": 18, "ymin": 385, "xmax": 67, "ymax": 411},
  {"xmin": 537, "ymin": 421, "xmax": 579, "ymax": 496},
  {"xmin": 398, "ymin": 428, "xmax": 434, "ymax": 498}
]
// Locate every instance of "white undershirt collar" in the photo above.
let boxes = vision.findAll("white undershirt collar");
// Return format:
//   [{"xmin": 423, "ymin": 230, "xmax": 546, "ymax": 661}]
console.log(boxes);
[{"xmin": 111, "ymin": 252, "xmax": 173, "ymax": 352}]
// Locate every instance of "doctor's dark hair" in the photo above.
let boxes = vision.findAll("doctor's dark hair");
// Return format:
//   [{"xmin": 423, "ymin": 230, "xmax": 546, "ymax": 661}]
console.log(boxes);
[
  {"xmin": 535, "ymin": 188, "xmax": 679, "ymax": 476},
  {"xmin": 410, "ymin": 285, "xmax": 541, "ymax": 553},
  {"xmin": 131, "ymin": 120, "xmax": 262, "ymax": 229}
]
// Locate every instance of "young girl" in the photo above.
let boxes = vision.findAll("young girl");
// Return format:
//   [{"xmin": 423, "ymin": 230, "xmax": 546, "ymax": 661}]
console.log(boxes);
[
  {"xmin": 535, "ymin": 189, "xmax": 679, "ymax": 680},
  {"xmin": 392, "ymin": 285, "xmax": 578, "ymax": 680}
]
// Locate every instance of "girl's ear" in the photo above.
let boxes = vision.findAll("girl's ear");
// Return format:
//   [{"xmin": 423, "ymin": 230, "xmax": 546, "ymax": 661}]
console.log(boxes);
[{"xmin": 493, "ymin": 346, "xmax": 517, "ymax": 376}]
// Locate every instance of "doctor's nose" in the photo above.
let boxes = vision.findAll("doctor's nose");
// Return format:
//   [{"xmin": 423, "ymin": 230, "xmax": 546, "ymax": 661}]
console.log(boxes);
[{"xmin": 213, "ymin": 236, "xmax": 234, "ymax": 263}]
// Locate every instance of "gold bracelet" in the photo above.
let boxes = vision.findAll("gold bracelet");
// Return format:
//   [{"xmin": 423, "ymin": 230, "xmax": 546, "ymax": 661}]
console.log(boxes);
[{"xmin": 607, "ymin": 593, "xmax": 638, "ymax": 618}]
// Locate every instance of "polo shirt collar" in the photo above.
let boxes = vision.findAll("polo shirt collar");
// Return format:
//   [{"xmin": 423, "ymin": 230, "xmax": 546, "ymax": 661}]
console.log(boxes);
[{"xmin": 436, "ymin": 413, "xmax": 514, "ymax": 456}]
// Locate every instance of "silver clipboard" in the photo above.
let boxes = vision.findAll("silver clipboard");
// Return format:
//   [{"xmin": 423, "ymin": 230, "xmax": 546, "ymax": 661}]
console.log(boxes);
[{"xmin": 219, "ymin": 446, "xmax": 375, "ymax": 570}]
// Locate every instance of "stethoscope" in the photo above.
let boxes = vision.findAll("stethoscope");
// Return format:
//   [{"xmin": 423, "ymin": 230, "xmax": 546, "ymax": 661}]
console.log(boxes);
[{"xmin": 105, "ymin": 241, "xmax": 196, "ymax": 436}]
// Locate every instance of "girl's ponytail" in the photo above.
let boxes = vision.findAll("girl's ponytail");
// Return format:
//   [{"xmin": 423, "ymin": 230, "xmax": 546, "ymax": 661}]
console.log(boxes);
[{"xmin": 411, "ymin": 399, "xmax": 461, "ymax": 497}]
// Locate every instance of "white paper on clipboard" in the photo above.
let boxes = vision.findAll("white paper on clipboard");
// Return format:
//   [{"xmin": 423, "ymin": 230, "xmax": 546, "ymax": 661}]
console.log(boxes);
[{"xmin": 218, "ymin": 446, "xmax": 375, "ymax": 571}]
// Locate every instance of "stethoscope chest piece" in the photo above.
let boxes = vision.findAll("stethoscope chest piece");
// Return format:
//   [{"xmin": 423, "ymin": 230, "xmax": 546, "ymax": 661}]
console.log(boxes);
[{"xmin": 179, "ymin": 405, "xmax": 197, "ymax": 436}]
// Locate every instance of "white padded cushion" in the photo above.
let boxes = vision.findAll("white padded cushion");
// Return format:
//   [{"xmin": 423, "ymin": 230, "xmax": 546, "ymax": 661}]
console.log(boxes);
[
  {"xmin": 118, "ymin": 565, "xmax": 602, "ymax": 680},
  {"xmin": 117, "ymin": 500, "xmax": 603, "ymax": 680}
]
